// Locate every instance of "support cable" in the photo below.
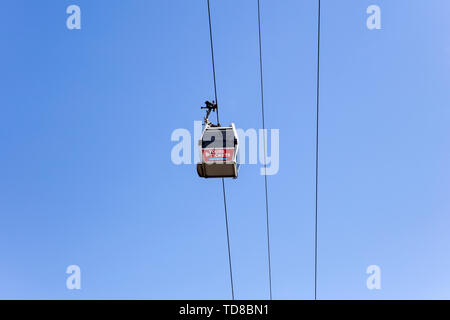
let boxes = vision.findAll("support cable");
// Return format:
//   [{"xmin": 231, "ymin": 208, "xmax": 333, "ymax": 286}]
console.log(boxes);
[
  {"xmin": 206, "ymin": 0, "xmax": 235, "ymax": 300},
  {"xmin": 256, "ymin": 0, "xmax": 273, "ymax": 300}
]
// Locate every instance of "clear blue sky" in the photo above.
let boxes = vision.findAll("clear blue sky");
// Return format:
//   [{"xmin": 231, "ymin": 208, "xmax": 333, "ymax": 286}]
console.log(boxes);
[{"xmin": 0, "ymin": 0, "xmax": 449, "ymax": 299}]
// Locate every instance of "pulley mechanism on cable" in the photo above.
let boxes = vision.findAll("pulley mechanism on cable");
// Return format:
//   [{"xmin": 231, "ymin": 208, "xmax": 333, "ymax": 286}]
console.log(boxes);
[{"xmin": 196, "ymin": 101, "xmax": 240, "ymax": 179}]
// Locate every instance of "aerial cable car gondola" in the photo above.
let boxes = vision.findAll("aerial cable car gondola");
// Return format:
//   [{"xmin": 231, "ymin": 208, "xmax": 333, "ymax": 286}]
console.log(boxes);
[{"xmin": 197, "ymin": 101, "xmax": 240, "ymax": 179}]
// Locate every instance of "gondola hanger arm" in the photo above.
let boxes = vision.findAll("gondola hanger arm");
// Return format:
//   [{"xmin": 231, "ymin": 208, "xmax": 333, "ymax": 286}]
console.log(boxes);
[{"xmin": 201, "ymin": 100, "xmax": 219, "ymax": 127}]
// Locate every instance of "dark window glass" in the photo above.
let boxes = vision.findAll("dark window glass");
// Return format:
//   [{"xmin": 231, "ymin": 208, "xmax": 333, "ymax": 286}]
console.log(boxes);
[{"xmin": 202, "ymin": 129, "xmax": 235, "ymax": 149}]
